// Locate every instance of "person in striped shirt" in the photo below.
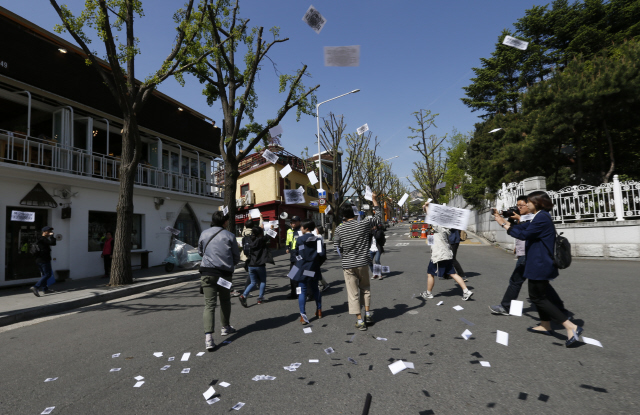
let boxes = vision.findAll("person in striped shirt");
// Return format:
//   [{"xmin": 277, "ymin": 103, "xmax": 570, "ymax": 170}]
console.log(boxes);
[{"xmin": 334, "ymin": 192, "xmax": 382, "ymax": 331}]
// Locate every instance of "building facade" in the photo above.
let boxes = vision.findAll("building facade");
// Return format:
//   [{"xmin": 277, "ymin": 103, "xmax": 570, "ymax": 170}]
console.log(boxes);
[{"xmin": 0, "ymin": 7, "xmax": 224, "ymax": 286}]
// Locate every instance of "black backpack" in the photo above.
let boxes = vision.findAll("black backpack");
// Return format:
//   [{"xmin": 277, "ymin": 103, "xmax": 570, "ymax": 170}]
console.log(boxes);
[{"xmin": 553, "ymin": 232, "xmax": 572, "ymax": 269}]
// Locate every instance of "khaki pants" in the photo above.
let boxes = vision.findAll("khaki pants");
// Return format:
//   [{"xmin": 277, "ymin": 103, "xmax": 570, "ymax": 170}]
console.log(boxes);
[{"xmin": 343, "ymin": 266, "xmax": 371, "ymax": 314}]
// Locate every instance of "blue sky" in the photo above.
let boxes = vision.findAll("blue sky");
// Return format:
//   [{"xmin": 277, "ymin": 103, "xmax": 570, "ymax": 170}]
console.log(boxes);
[{"xmin": 2, "ymin": 0, "xmax": 547, "ymax": 187}]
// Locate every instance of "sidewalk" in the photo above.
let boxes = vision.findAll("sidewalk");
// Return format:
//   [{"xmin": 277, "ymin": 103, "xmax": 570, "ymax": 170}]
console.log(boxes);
[{"xmin": 0, "ymin": 247, "xmax": 289, "ymax": 328}]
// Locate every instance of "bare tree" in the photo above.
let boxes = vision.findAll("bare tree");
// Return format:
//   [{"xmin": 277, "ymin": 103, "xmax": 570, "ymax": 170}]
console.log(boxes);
[
  {"xmin": 50, "ymin": 0, "xmax": 221, "ymax": 285},
  {"xmin": 189, "ymin": 0, "xmax": 319, "ymax": 234},
  {"xmin": 408, "ymin": 109, "xmax": 448, "ymax": 202}
]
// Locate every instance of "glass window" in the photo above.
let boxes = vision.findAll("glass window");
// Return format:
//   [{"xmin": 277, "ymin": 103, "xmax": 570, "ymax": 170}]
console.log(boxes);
[
  {"xmin": 171, "ymin": 152, "xmax": 179, "ymax": 173},
  {"xmin": 191, "ymin": 158, "xmax": 198, "ymax": 177},
  {"xmin": 307, "ymin": 187, "xmax": 316, "ymax": 197},
  {"xmin": 182, "ymin": 155, "xmax": 190, "ymax": 175},
  {"xmin": 200, "ymin": 161, "xmax": 206, "ymax": 179},
  {"xmin": 240, "ymin": 184, "xmax": 249, "ymax": 196},
  {"xmin": 88, "ymin": 211, "xmax": 143, "ymax": 251},
  {"xmin": 162, "ymin": 149, "xmax": 169, "ymax": 171}
]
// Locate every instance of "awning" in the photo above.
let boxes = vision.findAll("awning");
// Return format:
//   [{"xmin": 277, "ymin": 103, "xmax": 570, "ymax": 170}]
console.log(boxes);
[{"xmin": 20, "ymin": 183, "xmax": 58, "ymax": 208}]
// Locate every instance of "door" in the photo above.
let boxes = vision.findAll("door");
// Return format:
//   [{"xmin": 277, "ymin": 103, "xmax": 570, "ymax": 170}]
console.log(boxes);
[
  {"xmin": 74, "ymin": 117, "xmax": 93, "ymax": 174},
  {"xmin": 5, "ymin": 207, "xmax": 48, "ymax": 281}
]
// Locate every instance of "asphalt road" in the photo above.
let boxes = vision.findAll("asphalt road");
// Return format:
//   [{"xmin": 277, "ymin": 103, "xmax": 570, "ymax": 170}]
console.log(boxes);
[{"xmin": 1, "ymin": 223, "xmax": 638, "ymax": 414}]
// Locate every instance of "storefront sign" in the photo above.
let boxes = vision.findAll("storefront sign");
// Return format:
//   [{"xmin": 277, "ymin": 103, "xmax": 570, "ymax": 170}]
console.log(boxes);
[{"xmin": 11, "ymin": 210, "xmax": 35, "ymax": 222}]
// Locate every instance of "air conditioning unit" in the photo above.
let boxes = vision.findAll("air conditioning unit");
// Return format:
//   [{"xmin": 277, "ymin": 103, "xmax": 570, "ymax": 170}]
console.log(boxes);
[
  {"xmin": 236, "ymin": 198, "xmax": 246, "ymax": 207},
  {"xmin": 245, "ymin": 190, "xmax": 254, "ymax": 205}
]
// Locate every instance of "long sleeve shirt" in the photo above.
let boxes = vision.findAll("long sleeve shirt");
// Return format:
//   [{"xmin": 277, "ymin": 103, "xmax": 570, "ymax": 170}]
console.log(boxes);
[{"xmin": 334, "ymin": 208, "xmax": 382, "ymax": 269}]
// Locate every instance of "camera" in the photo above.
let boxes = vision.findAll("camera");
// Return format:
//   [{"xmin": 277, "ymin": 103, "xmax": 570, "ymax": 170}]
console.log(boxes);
[{"xmin": 501, "ymin": 207, "xmax": 518, "ymax": 218}]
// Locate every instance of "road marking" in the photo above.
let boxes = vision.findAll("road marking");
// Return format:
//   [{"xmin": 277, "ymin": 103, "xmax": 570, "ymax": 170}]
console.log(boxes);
[{"xmin": 396, "ymin": 243, "xmax": 409, "ymax": 246}]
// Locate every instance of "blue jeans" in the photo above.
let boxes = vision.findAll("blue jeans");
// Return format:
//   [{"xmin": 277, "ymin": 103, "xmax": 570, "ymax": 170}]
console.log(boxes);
[
  {"xmin": 35, "ymin": 262, "xmax": 55, "ymax": 290},
  {"xmin": 368, "ymin": 250, "xmax": 381, "ymax": 272},
  {"xmin": 298, "ymin": 279, "xmax": 321, "ymax": 315},
  {"xmin": 243, "ymin": 266, "xmax": 267, "ymax": 299}
]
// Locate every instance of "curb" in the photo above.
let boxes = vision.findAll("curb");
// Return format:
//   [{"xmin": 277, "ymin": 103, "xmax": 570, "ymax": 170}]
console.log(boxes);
[{"xmin": 0, "ymin": 272, "xmax": 200, "ymax": 328}]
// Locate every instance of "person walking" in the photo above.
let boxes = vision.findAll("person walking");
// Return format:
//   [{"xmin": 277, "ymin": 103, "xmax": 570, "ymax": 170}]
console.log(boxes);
[
  {"xmin": 421, "ymin": 201, "xmax": 473, "ymax": 301},
  {"xmin": 489, "ymin": 196, "xmax": 569, "ymax": 316},
  {"xmin": 198, "ymin": 211, "xmax": 241, "ymax": 351},
  {"xmin": 101, "ymin": 231, "xmax": 114, "ymax": 279},
  {"xmin": 30, "ymin": 226, "xmax": 57, "ymax": 297},
  {"xmin": 285, "ymin": 216, "xmax": 302, "ymax": 299},
  {"xmin": 236, "ymin": 217, "xmax": 265, "ymax": 297},
  {"xmin": 291, "ymin": 220, "xmax": 326, "ymax": 324},
  {"xmin": 448, "ymin": 228, "xmax": 468, "ymax": 282},
  {"xmin": 238, "ymin": 225, "xmax": 274, "ymax": 306},
  {"xmin": 369, "ymin": 222, "xmax": 386, "ymax": 280},
  {"xmin": 314, "ymin": 225, "xmax": 330, "ymax": 292},
  {"xmin": 494, "ymin": 191, "xmax": 583, "ymax": 347},
  {"xmin": 334, "ymin": 193, "xmax": 382, "ymax": 331}
]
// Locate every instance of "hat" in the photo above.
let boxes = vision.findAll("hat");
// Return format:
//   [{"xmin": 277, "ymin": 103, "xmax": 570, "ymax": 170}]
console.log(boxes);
[
  {"xmin": 42, "ymin": 226, "xmax": 54, "ymax": 232},
  {"xmin": 291, "ymin": 216, "xmax": 301, "ymax": 222}
]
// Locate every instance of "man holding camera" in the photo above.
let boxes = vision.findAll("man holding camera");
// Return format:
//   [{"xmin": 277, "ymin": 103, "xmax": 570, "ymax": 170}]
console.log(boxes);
[
  {"xmin": 30, "ymin": 226, "xmax": 57, "ymax": 297},
  {"xmin": 489, "ymin": 196, "xmax": 568, "ymax": 316}
]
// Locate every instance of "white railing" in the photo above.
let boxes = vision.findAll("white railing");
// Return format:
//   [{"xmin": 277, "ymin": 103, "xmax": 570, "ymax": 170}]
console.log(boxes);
[
  {"xmin": 0, "ymin": 130, "xmax": 223, "ymax": 199},
  {"xmin": 497, "ymin": 175, "xmax": 639, "ymax": 224}
]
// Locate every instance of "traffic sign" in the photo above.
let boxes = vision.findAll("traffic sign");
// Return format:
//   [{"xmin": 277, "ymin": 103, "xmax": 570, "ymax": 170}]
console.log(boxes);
[
  {"xmin": 319, "ymin": 205, "xmax": 326, "ymax": 213},
  {"xmin": 319, "ymin": 198, "xmax": 326, "ymax": 205}
]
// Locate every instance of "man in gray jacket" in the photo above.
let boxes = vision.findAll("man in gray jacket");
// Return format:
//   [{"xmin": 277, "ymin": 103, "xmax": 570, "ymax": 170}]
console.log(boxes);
[{"xmin": 198, "ymin": 211, "xmax": 241, "ymax": 351}]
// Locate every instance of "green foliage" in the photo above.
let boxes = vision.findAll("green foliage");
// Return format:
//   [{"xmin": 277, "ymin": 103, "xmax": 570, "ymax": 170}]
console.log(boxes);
[{"xmin": 440, "ymin": 130, "xmax": 470, "ymax": 203}]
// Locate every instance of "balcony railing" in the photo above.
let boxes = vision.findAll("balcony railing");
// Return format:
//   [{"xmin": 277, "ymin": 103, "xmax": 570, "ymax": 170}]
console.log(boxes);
[{"xmin": 0, "ymin": 130, "xmax": 223, "ymax": 199}]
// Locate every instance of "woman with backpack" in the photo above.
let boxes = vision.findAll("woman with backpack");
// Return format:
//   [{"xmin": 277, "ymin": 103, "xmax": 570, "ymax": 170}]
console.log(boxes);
[
  {"xmin": 494, "ymin": 191, "xmax": 583, "ymax": 348},
  {"xmin": 369, "ymin": 222, "xmax": 386, "ymax": 280},
  {"xmin": 238, "ymin": 224, "xmax": 274, "ymax": 306}
]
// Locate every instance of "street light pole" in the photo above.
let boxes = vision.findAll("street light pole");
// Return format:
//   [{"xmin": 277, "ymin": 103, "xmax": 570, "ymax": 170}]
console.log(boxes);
[{"xmin": 316, "ymin": 89, "xmax": 360, "ymax": 230}]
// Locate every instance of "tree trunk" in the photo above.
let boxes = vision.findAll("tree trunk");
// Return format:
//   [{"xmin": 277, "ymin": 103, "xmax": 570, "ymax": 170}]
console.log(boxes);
[
  {"xmin": 110, "ymin": 115, "xmax": 139, "ymax": 286},
  {"xmin": 224, "ymin": 161, "xmax": 240, "ymax": 235},
  {"xmin": 602, "ymin": 120, "xmax": 615, "ymax": 184}
]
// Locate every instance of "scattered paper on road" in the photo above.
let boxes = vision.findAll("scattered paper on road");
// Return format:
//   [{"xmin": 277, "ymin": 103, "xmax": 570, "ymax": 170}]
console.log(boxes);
[
  {"xmin": 112, "ymin": 353, "xmax": 120, "ymax": 358},
  {"xmin": 134, "ymin": 376, "xmax": 144, "ymax": 381},
  {"xmin": 509, "ymin": 300, "xmax": 524, "ymax": 316},
  {"xmin": 437, "ymin": 301, "xmax": 443, "ymax": 306},
  {"xmin": 496, "ymin": 330, "xmax": 509, "ymax": 346},
  {"xmin": 262, "ymin": 149, "xmax": 279, "ymax": 164},
  {"xmin": 219, "ymin": 381, "xmax": 231, "ymax": 387},
  {"xmin": 217, "ymin": 278, "xmax": 232, "ymax": 289},
  {"xmin": 181, "ymin": 368, "xmax": 190, "ymax": 373},
  {"xmin": 480, "ymin": 361, "xmax": 491, "ymax": 367},
  {"xmin": 302, "ymin": 5, "xmax": 327, "ymax": 34},
  {"xmin": 232, "ymin": 402, "xmax": 245, "ymax": 411},
  {"xmin": 325, "ymin": 45, "xmax": 360, "ymax": 67},
  {"xmin": 364, "ymin": 186, "xmax": 373, "ymax": 201},
  {"xmin": 110, "ymin": 368, "xmax": 121, "ymax": 372},
  {"xmin": 44, "ymin": 378, "xmax": 58, "ymax": 382},
  {"xmin": 307, "ymin": 171, "xmax": 318, "ymax": 185},
  {"xmin": 461, "ymin": 329, "xmax": 472, "ymax": 340},
  {"xmin": 348, "ymin": 357, "xmax": 357, "ymax": 365},
  {"xmin": 249, "ymin": 209, "xmax": 261, "ymax": 219},
  {"xmin": 459, "ymin": 318, "xmax": 475, "ymax": 326},
  {"xmin": 398, "ymin": 193, "xmax": 409, "ymax": 206},
  {"xmin": 324, "ymin": 347, "xmax": 335, "ymax": 354},
  {"xmin": 582, "ymin": 337, "xmax": 603, "ymax": 348},
  {"xmin": 503, "ymin": 35, "xmax": 529, "ymax": 50},
  {"xmin": 375, "ymin": 337, "xmax": 387, "ymax": 341},
  {"xmin": 203, "ymin": 386, "xmax": 216, "ymax": 400},
  {"xmin": 41, "ymin": 407, "xmax": 55, "ymax": 415},
  {"xmin": 269, "ymin": 124, "xmax": 283, "ymax": 137},
  {"xmin": 153, "ymin": 352, "xmax": 163, "ymax": 357},
  {"xmin": 134, "ymin": 381, "xmax": 145, "ymax": 387},
  {"xmin": 181, "ymin": 353, "xmax": 190, "ymax": 362},
  {"xmin": 161, "ymin": 365, "xmax": 171, "ymax": 370},
  {"xmin": 388, "ymin": 360, "xmax": 415, "ymax": 375},
  {"xmin": 288, "ymin": 265, "xmax": 299, "ymax": 280},
  {"xmin": 223, "ymin": 340, "xmax": 232, "ymax": 344},
  {"xmin": 279, "ymin": 164, "xmax": 292, "ymax": 178},
  {"xmin": 207, "ymin": 398, "xmax": 220, "ymax": 405},
  {"xmin": 168, "ymin": 357, "xmax": 175, "ymax": 361},
  {"xmin": 453, "ymin": 305, "xmax": 464, "ymax": 311},
  {"xmin": 303, "ymin": 327, "xmax": 313, "ymax": 334},
  {"xmin": 196, "ymin": 352, "xmax": 205, "ymax": 357},
  {"xmin": 309, "ymin": 359, "xmax": 319, "ymax": 363}
]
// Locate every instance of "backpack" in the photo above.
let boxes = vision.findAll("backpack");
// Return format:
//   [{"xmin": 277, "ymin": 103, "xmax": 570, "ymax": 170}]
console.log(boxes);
[
  {"xmin": 552, "ymin": 232, "xmax": 572, "ymax": 269},
  {"xmin": 29, "ymin": 242, "xmax": 40, "ymax": 256},
  {"xmin": 241, "ymin": 235, "xmax": 252, "ymax": 258},
  {"xmin": 460, "ymin": 230, "xmax": 467, "ymax": 241}
]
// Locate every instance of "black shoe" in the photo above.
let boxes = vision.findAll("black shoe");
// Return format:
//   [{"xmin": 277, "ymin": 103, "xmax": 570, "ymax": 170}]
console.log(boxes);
[
  {"xmin": 30, "ymin": 286, "xmax": 40, "ymax": 297},
  {"xmin": 287, "ymin": 293, "xmax": 297, "ymax": 299},
  {"xmin": 239, "ymin": 295, "xmax": 248, "ymax": 308},
  {"xmin": 566, "ymin": 327, "xmax": 584, "ymax": 348},
  {"xmin": 527, "ymin": 327, "xmax": 553, "ymax": 336},
  {"xmin": 44, "ymin": 288, "xmax": 55, "ymax": 294}
]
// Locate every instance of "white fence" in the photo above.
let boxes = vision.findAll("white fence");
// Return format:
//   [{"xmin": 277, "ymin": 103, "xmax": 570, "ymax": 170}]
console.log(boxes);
[
  {"xmin": 497, "ymin": 175, "xmax": 639, "ymax": 223},
  {"xmin": 0, "ymin": 130, "xmax": 224, "ymax": 199}
]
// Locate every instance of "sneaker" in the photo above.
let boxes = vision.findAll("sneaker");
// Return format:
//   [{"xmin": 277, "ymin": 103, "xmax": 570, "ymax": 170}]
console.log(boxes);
[
  {"xmin": 489, "ymin": 305, "xmax": 509, "ymax": 315},
  {"xmin": 421, "ymin": 291, "xmax": 433, "ymax": 299},
  {"xmin": 230, "ymin": 290, "xmax": 241, "ymax": 297},
  {"xmin": 364, "ymin": 313, "xmax": 374, "ymax": 324},
  {"xmin": 44, "ymin": 288, "xmax": 55, "ymax": 294},
  {"xmin": 220, "ymin": 326, "xmax": 236, "ymax": 336},
  {"xmin": 239, "ymin": 295, "xmax": 248, "ymax": 308},
  {"xmin": 378, "ymin": 275, "xmax": 383, "ymax": 280},
  {"xmin": 257, "ymin": 298, "xmax": 265, "ymax": 304},
  {"xmin": 462, "ymin": 291, "xmax": 474, "ymax": 301},
  {"xmin": 355, "ymin": 320, "xmax": 367, "ymax": 331},
  {"xmin": 205, "ymin": 334, "xmax": 216, "ymax": 351},
  {"xmin": 30, "ymin": 286, "xmax": 40, "ymax": 297}
]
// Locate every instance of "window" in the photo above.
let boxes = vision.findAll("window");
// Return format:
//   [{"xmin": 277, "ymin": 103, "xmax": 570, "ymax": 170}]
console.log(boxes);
[
  {"xmin": 307, "ymin": 187, "xmax": 316, "ymax": 197},
  {"xmin": 240, "ymin": 184, "xmax": 249, "ymax": 196},
  {"xmin": 284, "ymin": 178, "xmax": 290, "ymax": 190},
  {"xmin": 88, "ymin": 211, "xmax": 142, "ymax": 251}
]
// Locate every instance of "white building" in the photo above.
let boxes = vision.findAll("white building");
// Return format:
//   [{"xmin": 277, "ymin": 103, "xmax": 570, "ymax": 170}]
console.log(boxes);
[{"xmin": 0, "ymin": 7, "xmax": 224, "ymax": 287}]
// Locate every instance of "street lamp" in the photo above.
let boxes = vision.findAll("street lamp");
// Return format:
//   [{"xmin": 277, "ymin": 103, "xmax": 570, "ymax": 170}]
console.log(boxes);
[{"xmin": 316, "ymin": 89, "xmax": 360, "ymax": 228}]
